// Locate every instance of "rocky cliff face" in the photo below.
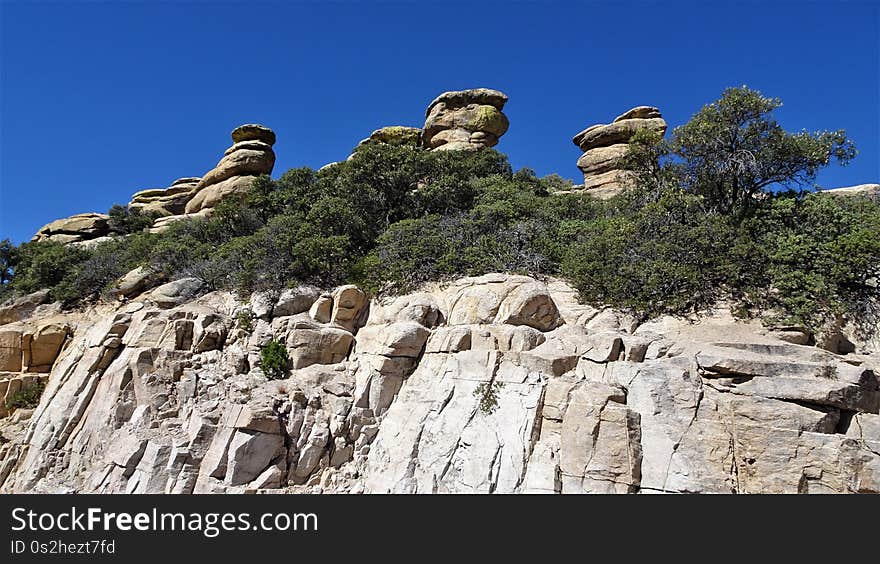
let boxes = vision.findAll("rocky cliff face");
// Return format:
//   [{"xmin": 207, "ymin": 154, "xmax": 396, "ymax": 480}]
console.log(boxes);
[{"xmin": 1, "ymin": 274, "xmax": 877, "ymax": 494}]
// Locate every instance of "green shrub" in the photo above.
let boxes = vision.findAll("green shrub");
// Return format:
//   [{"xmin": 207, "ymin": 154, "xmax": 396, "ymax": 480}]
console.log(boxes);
[
  {"xmin": 107, "ymin": 204, "xmax": 158, "ymax": 235},
  {"xmin": 747, "ymin": 193, "xmax": 880, "ymax": 331},
  {"xmin": 259, "ymin": 340, "xmax": 290, "ymax": 380},
  {"xmin": 474, "ymin": 380, "xmax": 504, "ymax": 415},
  {"xmin": 236, "ymin": 310, "xmax": 255, "ymax": 333},
  {"xmin": 5, "ymin": 381, "xmax": 45, "ymax": 412},
  {"xmin": 8, "ymin": 241, "xmax": 91, "ymax": 301},
  {"xmin": 561, "ymin": 191, "xmax": 744, "ymax": 319}
]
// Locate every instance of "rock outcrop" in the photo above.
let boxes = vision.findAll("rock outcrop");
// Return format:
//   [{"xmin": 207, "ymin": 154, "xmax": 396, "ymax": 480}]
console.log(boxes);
[
  {"xmin": 32, "ymin": 213, "xmax": 111, "ymax": 244},
  {"xmin": 0, "ymin": 273, "xmax": 877, "ymax": 494},
  {"xmin": 184, "ymin": 124, "xmax": 276, "ymax": 215},
  {"xmin": 572, "ymin": 106, "xmax": 667, "ymax": 198},
  {"xmin": 422, "ymin": 88, "xmax": 510, "ymax": 151}
]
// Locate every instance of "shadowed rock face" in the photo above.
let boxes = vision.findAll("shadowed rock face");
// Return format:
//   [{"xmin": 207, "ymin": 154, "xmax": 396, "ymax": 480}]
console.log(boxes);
[
  {"xmin": 571, "ymin": 106, "xmax": 667, "ymax": 199},
  {"xmin": 1, "ymin": 273, "xmax": 877, "ymax": 494}
]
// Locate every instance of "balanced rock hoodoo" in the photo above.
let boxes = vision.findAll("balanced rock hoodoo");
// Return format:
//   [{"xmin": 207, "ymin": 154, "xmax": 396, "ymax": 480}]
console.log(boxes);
[
  {"xmin": 185, "ymin": 124, "xmax": 276, "ymax": 214},
  {"xmin": 572, "ymin": 106, "xmax": 667, "ymax": 198}
]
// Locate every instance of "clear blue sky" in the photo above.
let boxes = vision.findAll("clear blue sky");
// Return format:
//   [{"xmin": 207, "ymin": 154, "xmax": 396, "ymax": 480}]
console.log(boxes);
[{"xmin": 1, "ymin": 1, "xmax": 878, "ymax": 243}]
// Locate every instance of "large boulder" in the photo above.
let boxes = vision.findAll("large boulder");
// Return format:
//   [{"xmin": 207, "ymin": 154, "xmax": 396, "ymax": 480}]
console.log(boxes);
[
  {"xmin": 422, "ymin": 88, "xmax": 509, "ymax": 151},
  {"xmin": 21, "ymin": 324, "xmax": 69, "ymax": 372},
  {"xmin": 0, "ymin": 329, "xmax": 22, "ymax": 372}
]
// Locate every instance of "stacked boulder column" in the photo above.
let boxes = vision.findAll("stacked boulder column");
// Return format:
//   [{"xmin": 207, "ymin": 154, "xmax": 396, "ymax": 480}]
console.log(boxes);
[
  {"xmin": 572, "ymin": 106, "xmax": 667, "ymax": 197},
  {"xmin": 422, "ymin": 88, "xmax": 510, "ymax": 151},
  {"xmin": 184, "ymin": 124, "xmax": 276, "ymax": 214}
]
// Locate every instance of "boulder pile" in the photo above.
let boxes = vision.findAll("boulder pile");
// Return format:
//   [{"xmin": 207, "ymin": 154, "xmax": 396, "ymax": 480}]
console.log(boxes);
[{"xmin": 572, "ymin": 106, "xmax": 667, "ymax": 198}]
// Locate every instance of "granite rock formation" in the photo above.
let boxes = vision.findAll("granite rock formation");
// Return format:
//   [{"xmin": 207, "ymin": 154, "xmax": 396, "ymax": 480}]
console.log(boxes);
[{"xmin": 0, "ymin": 273, "xmax": 877, "ymax": 494}]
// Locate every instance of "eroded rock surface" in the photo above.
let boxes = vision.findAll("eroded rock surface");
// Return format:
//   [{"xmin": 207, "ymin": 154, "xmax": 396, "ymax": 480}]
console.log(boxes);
[{"xmin": 0, "ymin": 274, "xmax": 877, "ymax": 494}]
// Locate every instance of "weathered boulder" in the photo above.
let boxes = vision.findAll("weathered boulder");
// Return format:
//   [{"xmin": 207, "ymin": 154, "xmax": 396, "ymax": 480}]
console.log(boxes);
[
  {"xmin": 285, "ymin": 319, "xmax": 354, "ymax": 369},
  {"xmin": 573, "ymin": 115, "xmax": 667, "ymax": 152},
  {"xmin": 274, "ymin": 287, "xmax": 321, "ymax": 317},
  {"xmin": 330, "ymin": 285, "xmax": 368, "ymax": 331},
  {"xmin": 422, "ymin": 88, "xmax": 509, "ymax": 151},
  {"xmin": 142, "ymin": 278, "xmax": 204, "ymax": 308},
  {"xmin": 184, "ymin": 124, "xmax": 276, "ymax": 214},
  {"xmin": 32, "ymin": 213, "xmax": 111, "ymax": 244},
  {"xmin": 110, "ymin": 266, "xmax": 167, "ymax": 300}
]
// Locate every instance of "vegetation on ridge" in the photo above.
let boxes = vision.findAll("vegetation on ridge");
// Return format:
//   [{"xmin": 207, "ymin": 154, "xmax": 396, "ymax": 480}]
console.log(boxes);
[{"xmin": 1, "ymin": 87, "xmax": 877, "ymax": 335}]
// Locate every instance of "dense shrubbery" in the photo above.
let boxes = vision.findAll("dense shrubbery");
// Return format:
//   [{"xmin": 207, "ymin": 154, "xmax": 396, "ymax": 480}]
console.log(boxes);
[
  {"xmin": 260, "ymin": 339, "xmax": 290, "ymax": 380},
  {"xmin": 1, "ymin": 87, "xmax": 877, "ymax": 334}
]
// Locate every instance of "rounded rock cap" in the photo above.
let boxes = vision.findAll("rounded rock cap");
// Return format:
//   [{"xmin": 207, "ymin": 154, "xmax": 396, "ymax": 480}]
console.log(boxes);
[
  {"xmin": 231, "ymin": 124, "xmax": 276, "ymax": 146},
  {"xmin": 613, "ymin": 106, "xmax": 662, "ymax": 123},
  {"xmin": 425, "ymin": 88, "xmax": 508, "ymax": 116}
]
